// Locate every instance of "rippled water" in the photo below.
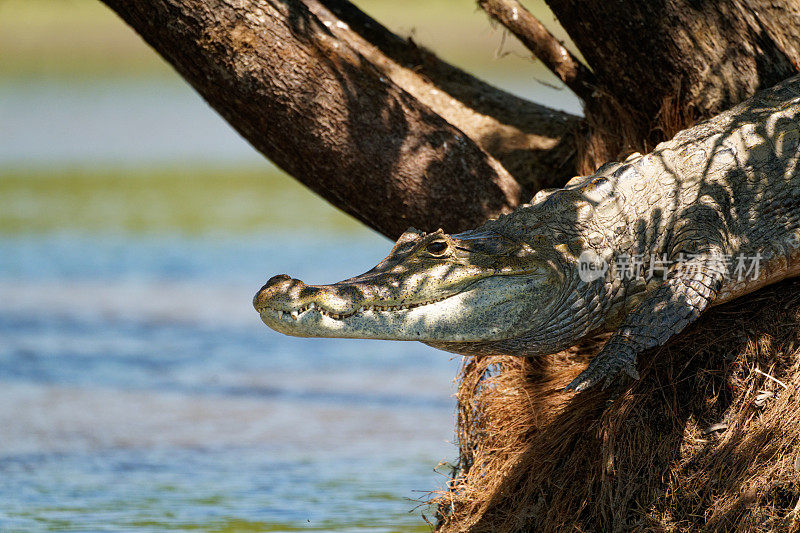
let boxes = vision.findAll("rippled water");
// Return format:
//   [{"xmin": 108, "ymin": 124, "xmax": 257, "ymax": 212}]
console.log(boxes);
[{"xmin": 0, "ymin": 232, "xmax": 462, "ymax": 531}]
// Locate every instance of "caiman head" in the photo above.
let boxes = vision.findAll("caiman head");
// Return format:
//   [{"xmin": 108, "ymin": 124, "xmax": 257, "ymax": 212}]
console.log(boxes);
[{"xmin": 253, "ymin": 223, "xmax": 597, "ymax": 357}]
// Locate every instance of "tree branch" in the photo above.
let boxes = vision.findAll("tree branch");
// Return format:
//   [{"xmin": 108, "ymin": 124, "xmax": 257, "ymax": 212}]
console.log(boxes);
[
  {"xmin": 100, "ymin": 0, "xmax": 586, "ymax": 237},
  {"xmin": 544, "ymin": 0, "xmax": 800, "ymax": 129},
  {"xmin": 101, "ymin": 0, "xmax": 533, "ymax": 239},
  {"xmin": 477, "ymin": 0, "xmax": 595, "ymax": 102},
  {"xmin": 311, "ymin": 0, "xmax": 582, "ymax": 191}
]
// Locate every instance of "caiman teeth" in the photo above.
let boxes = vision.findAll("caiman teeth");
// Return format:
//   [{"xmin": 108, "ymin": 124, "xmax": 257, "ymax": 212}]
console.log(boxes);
[{"xmin": 267, "ymin": 294, "xmax": 454, "ymax": 322}]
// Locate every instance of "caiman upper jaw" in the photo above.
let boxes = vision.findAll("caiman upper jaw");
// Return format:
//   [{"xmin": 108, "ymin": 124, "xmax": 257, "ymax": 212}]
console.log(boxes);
[
  {"xmin": 254, "ymin": 273, "xmax": 391, "ymax": 322},
  {"xmin": 253, "ymin": 273, "xmax": 454, "ymax": 318},
  {"xmin": 254, "ymin": 274, "xmax": 341, "ymax": 314}
]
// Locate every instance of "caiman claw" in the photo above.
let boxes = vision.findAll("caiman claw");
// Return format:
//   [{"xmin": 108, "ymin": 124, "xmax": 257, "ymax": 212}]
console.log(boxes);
[{"xmin": 564, "ymin": 343, "xmax": 640, "ymax": 392}]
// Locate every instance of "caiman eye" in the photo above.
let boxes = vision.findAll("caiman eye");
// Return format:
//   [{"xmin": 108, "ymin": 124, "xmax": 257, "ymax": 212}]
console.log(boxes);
[{"xmin": 426, "ymin": 240, "xmax": 449, "ymax": 256}]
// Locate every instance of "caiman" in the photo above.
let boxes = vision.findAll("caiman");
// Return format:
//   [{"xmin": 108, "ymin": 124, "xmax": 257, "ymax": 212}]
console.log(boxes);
[{"xmin": 254, "ymin": 75, "xmax": 800, "ymax": 392}]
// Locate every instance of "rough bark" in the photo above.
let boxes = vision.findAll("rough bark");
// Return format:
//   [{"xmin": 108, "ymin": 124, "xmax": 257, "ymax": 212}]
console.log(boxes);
[
  {"xmin": 99, "ymin": 0, "xmax": 580, "ymax": 238},
  {"xmin": 477, "ymin": 0, "xmax": 595, "ymax": 101},
  {"xmin": 544, "ymin": 0, "xmax": 800, "ymax": 172},
  {"xmin": 311, "ymin": 0, "xmax": 581, "ymax": 193},
  {"xmin": 548, "ymin": 0, "xmax": 800, "ymax": 118}
]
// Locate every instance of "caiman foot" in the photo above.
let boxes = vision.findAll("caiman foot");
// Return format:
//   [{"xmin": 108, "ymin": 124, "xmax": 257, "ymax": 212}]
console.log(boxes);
[
  {"xmin": 565, "ymin": 248, "xmax": 724, "ymax": 393},
  {"xmin": 564, "ymin": 342, "xmax": 640, "ymax": 392}
]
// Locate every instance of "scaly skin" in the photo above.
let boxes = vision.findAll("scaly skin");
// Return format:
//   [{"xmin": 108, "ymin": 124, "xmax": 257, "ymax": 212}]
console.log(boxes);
[{"xmin": 254, "ymin": 75, "xmax": 800, "ymax": 392}]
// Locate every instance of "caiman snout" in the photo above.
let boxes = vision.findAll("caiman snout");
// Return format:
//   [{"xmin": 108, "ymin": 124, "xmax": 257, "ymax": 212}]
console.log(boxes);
[
  {"xmin": 260, "ymin": 274, "xmax": 292, "ymax": 293},
  {"xmin": 253, "ymin": 274, "xmax": 346, "ymax": 313},
  {"xmin": 253, "ymin": 274, "xmax": 306, "ymax": 311}
]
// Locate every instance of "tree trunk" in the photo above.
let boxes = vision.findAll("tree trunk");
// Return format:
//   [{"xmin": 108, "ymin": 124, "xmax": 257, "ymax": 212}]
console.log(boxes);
[
  {"xmin": 98, "ymin": 0, "xmax": 800, "ymax": 530},
  {"xmin": 548, "ymin": 0, "xmax": 800, "ymax": 172}
]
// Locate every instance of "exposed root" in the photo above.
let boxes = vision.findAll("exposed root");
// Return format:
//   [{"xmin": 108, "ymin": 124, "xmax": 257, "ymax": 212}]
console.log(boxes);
[
  {"xmin": 576, "ymin": 89, "xmax": 650, "ymax": 174},
  {"xmin": 576, "ymin": 85, "xmax": 701, "ymax": 175}
]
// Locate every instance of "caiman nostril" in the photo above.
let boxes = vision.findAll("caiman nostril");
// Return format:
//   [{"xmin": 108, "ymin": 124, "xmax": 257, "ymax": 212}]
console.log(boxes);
[
  {"xmin": 265, "ymin": 274, "xmax": 291, "ymax": 288},
  {"xmin": 254, "ymin": 274, "xmax": 304, "ymax": 310}
]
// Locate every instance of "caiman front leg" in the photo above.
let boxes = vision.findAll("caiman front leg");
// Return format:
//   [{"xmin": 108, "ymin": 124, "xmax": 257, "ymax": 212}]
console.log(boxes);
[{"xmin": 565, "ymin": 250, "xmax": 727, "ymax": 392}]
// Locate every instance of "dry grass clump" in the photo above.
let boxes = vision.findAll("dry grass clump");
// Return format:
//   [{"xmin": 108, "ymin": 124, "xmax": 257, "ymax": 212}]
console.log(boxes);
[{"xmin": 433, "ymin": 279, "xmax": 800, "ymax": 532}]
